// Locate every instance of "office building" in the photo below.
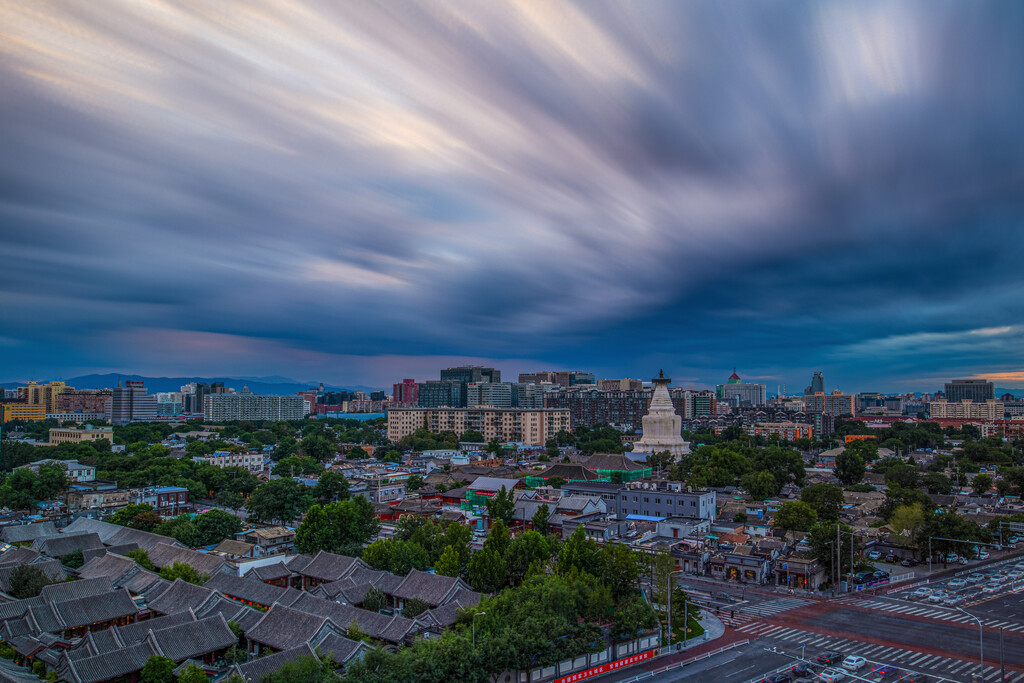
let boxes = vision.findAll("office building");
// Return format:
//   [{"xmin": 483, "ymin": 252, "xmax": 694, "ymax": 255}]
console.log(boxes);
[
  {"xmin": 1, "ymin": 403, "xmax": 47, "ymax": 423},
  {"xmin": 417, "ymin": 380, "xmax": 463, "ymax": 408},
  {"xmin": 616, "ymin": 480, "xmax": 716, "ymax": 521},
  {"xmin": 110, "ymin": 380, "xmax": 158, "ymax": 425},
  {"xmin": 805, "ymin": 372, "xmax": 825, "ymax": 395},
  {"xmin": 928, "ymin": 399, "xmax": 1004, "ymax": 420},
  {"xmin": 203, "ymin": 394, "xmax": 306, "ymax": 421},
  {"xmin": 387, "ymin": 407, "xmax": 570, "ymax": 446},
  {"xmin": 55, "ymin": 390, "xmax": 111, "ymax": 417},
  {"xmin": 519, "ymin": 370, "xmax": 593, "ymax": 387},
  {"xmin": 598, "ymin": 378, "xmax": 643, "ymax": 391},
  {"xmin": 466, "ymin": 382, "xmax": 516, "ymax": 408},
  {"xmin": 715, "ymin": 369, "xmax": 767, "ymax": 408},
  {"xmin": 944, "ymin": 379, "xmax": 994, "ymax": 404}
]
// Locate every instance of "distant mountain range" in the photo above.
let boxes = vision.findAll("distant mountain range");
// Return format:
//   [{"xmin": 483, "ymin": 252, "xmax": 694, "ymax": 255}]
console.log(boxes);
[{"xmin": 0, "ymin": 374, "xmax": 380, "ymax": 395}]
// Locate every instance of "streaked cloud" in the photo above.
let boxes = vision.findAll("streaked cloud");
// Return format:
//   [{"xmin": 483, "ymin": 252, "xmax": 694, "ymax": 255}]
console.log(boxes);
[{"xmin": 1, "ymin": 1, "xmax": 1022, "ymax": 391}]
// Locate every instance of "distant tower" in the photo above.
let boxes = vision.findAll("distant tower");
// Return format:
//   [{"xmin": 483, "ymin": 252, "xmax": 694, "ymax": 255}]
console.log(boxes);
[
  {"xmin": 631, "ymin": 369, "xmax": 690, "ymax": 459},
  {"xmin": 727, "ymin": 368, "xmax": 742, "ymax": 384},
  {"xmin": 806, "ymin": 371, "xmax": 824, "ymax": 395}
]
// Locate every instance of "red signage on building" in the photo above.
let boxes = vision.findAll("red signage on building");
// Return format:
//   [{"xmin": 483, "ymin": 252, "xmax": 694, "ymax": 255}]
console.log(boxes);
[{"xmin": 553, "ymin": 649, "xmax": 656, "ymax": 683}]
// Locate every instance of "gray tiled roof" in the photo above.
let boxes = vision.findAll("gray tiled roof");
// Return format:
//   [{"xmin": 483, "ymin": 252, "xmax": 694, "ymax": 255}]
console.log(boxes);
[
  {"xmin": 75, "ymin": 553, "xmax": 136, "ymax": 583},
  {"xmin": 59, "ymin": 639, "xmax": 160, "ymax": 683},
  {"xmin": 0, "ymin": 548, "xmax": 43, "ymax": 567},
  {"xmin": 296, "ymin": 551, "xmax": 364, "ymax": 582},
  {"xmin": 0, "ymin": 658, "xmax": 42, "ymax": 683},
  {"xmin": 106, "ymin": 526, "xmax": 183, "ymax": 552},
  {"xmin": 389, "ymin": 569, "xmax": 464, "ymax": 606},
  {"xmin": 150, "ymin": 613, "xmax": 236, "ymax": 662},
  {"xmin": 39, "ymin": 577, "xmax": 113, "ymax": 605},
  {"xmin": 146, "ymin": 578, "xmax": 215, "ymax": 616},
  {"xmin": 315, "ymin": 632, "xmax": 366, "ymax": 664},
  {"xmin": 117, "ymin": 568, "xmax": 166, "ymax": 596},
  {"xmin": 285, "ymin": 554, "xmax": 315, "ymax": 573},
  {"xmin": 233, "ymin": 644, "xmax": 318, "ymax": 682},
  {"xmin": 0, "ymin": 558, "xmax": 68, "ymax": 593},
  {"xmin": 60, "ymin": 518, "xmax": 126, "ymax": 545},
  {"xmin": 147, "ymin": 542, "xmax": 227, "ymax": 577},
  {"xmin": 245, "ymin": 603, "xmax": 336, "ymax": 651},
  {"xmin": 194, "ymin": 594, "xmax": 262, "ymax": 631},
  {"xmin": 0, "ymin": 522, "xmax": 58, "ymax": 545},
  {"xmin": 51, "ymin": 588, "xmax": 139, "ymax": 631},
  {"xmin": 247, "ymin": 561, "xmax": 292, "ymax": 582},
  {"xmin": 204, "ymin": 573, "xmax": 303, "ymax": 608},
  {"xmin": 288, "ymin": 592, "xmax": 414, "ymax": 644},
  {"xmin": 116, "ymin": 610, "xmax": 197, "ymax": 645},
  {"xmin": 32, "ymin": 532, "xmax": 104, "ymax": 558}
]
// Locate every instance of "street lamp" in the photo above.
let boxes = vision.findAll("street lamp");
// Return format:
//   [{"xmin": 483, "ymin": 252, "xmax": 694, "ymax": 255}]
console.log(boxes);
[
  {"xmin": 472, "ymin": 611, "xmax": 486, "ymax": 648},
  {"xmin": 956, "ymin": 607, "xmax": 983, "ymax": 676}
]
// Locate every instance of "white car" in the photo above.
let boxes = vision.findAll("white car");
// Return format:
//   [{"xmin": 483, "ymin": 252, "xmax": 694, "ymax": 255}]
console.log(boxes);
[
  {"xmin": 819, "ymin": 668, "xmax": 847, "ymax": 682},
  {"xmin": 982, "ymin": 584, "xmax": 1000, "ymax": 594},
  {"xmin": 966, "ymin": 573, "xmax": 985, "ymax": 584},
  {"xmin": 841, "ymin": 655, "xmax": 866, "ymax": 671},
  {"xmin": 1007, "ymin": 571, "xmax": 1023, "ymax": 581},
  {"xmin": 908, "ymin": 587, "xmax": 934, "ymax": 600},
  {"xmin": 978, "ymin": 551, "xmax": 990, "ymax": 560},
  {"xmin": 928, "ymin": 591, "xmax": 948, "ymax": 603},
  {"xmin": 867, "ymin": 550, "xmax": 882, "ymax": 560},
  {"xmin": 947, "ymin": 578, "xmax": 968, "ymax": 590}
]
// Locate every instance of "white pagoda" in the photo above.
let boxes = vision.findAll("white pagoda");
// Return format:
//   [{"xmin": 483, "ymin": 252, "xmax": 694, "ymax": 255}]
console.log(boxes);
[{"xmin": 632, "ymin": 369, "xmax": 690, "ymax": 458}]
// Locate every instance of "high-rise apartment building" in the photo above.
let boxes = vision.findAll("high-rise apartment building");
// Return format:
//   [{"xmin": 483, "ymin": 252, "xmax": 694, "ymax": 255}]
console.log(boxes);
[
  {"xmin": 928, "ymin": 399, "xmax": 1004, "ymax": 420},
  {"xmin": 466, "ymin": 382, "xmax": 516, "ymax": 408},
  {"xmin": 598, "ymin": 378, "xmax": 643, "ymax": 391},
  {"xmin": 55, "ymin": 390, "xmax": 112, "ymax": 417},
  {"xmin": 944, "ymin": 379, "xmax": 994, "ymax": 404},
  {"xmin": 392, "ymin": 379, "xmax": 419, "ymax": 406},
  {"xmin": 110, "ymin": 381, "xmax": 158, "ymax": 425},
  {"xmin": 519, "ymin": 371, "xmax": 593, "ymax": 387},
  {"xmin": 804, "ymin": 391, "xmax": 856, "ymax": 416},
  {"xmin": 387, "ymin": 407, "xmax": 570, "ymax": 446},
  {"xmin": 21, "ymin": 381, "xmax": 74, "ymax": 414},
  {"xmin": 203, "ymin": 394, "xmax": 306, "ymax": 421}
]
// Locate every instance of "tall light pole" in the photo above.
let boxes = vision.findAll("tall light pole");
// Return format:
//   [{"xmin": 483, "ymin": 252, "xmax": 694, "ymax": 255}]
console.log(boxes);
[
  {"xmin": 472, "ymin": 611, "xmax": 486, "ymax": 648},
  {"xmin": 957, "ymin": 607, "xmax": 983, "ymax": 675}
]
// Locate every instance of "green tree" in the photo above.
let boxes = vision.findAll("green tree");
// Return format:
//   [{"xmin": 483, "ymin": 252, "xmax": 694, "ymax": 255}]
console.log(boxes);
[
  {"xmin": 362, "ymin": 538, "xmax": 430, "ymax": 576},
  {"xmin": 801, "ymin": 483, "xmax": 844, "ymax": 522},
  {"xmin": 505, "ymin": 530, "xmax": 550, "ymax": 586},
  {"xmin": 130, "ymin": 510, "xmax": 164, "ymax": 533},
  {"xmin": 405, "ymin": 474, "xmax": 425, "ymax": 491},
  {"xmin": 362, "ymin": 586, "xmax": 388, "ymax": 612},
  {"xmin": 468, "ymin": 547, "xmax": 508, "ymax": 593},
  {"xmin": 598, "ymin": 542, "xmax": 643, "ymax": 601},
  {"xmin": 922, "ymin": 472, "xmax": 952, "ymax": 495},
  {"xmin": 109, "ymin": 503, "xmax": 156, "ymax": 527},
  {"xmin": 403, "ymin": 597, "xmax": 431, "ymax": 618},
  {"xmin": 461, "ymin": 430, "xmax": 485, "ymax": 443},
  {"xmin": 808, "ymin": 521, "xmax": 859, "ymax": 582},
  {"xmin": 485, "ymin": 486, "xmax": 515, "ymax": 526},
  {"xmin": 177, "ymin": 664, "xmax": 208, "ymax": 683},
  {"xmin": 61, "ymin": 548, "xmax": 84, "ymax": 569},
  {"xmin": 835, "ymin": 449, "xmax": 866, "ymax": 486},
  {"xmin": 245, "ymin": 478, "xmax": 313, "ymax": 525},
  {"xmin": 740, "ymin": 470, "xmax": 777, "ymax": 500},
  {"xmin": 557, "ymin": 525, "xmax": 600, "ymax": 577},
  {"xmin": 773, "ymin": 501, "xmax": 818, "ymax": 532},
  {"xmin": 972, "ymin": 473, "xmax": 993, "ymax": 496},
  {"xmin": 889, "ymin": 503, "xmax": 925, "ymax": 538},
  {"xmin": 294, "ymin": 497, "xmax": 380, "ymax": 555},
  {"xmin": 346, "ymin": 446, "xmax": 368, "ymax": 460},
  {"xmin": 193, "ymin": 508, "xmax": 243, "ymax": 546},
  {"xmin": 434, "ymin": 545, "xmax": 462, "ymax": 578},
  {"xmin": 272, "ymin": 455, "xmax": 323, "ymax": 477},
  {"xmin": 139, "ymin": 655, "xmax": 176, "ymax": 683},
  {"xmin": 215, "ymin": 490, "xmax": 245, "ymax": 511},
  {"xmin": 312, "ymin": 470, "xmax": 350, "ymax": 504},
  {"xmin": 531, "ymin": 503, "xmax": 550, "ymax": 535},
  {"xmin": 158, "ymin": 562, "xmax": 208, "ymax": 585},
  {"xmin": 155, "ymin": 515, "xmax": 200, "ymax": 547},
  {"xmin": 8, "ymin": 565, "xmax": 56, "ymax": 599},
  {"xmin": 126, "ymin": 548, "xmax": 156, "ymax": 571},
  {"xmin": 301, "ymin": 433, "xmax": 336, "ymax": 462},
  {"xmin": 483, "ymin": 520, "xmax": 511, "ymax": 558}
]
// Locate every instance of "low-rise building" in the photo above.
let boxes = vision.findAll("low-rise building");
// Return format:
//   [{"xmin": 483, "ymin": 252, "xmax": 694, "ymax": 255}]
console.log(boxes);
[
  {"xmin": 615, "ymin": 481, "xmax": 716, "ymax": 521},
  {"xmin": 47, "ymin": 426, "xmax": 113, "ymax": 445},
  {"xmin": 28, "ymin": 459, "xmax": 96, "ymax": 482},
  {"xmin": 242, "ymin": 527, "xmax": 296, "ymax": 557},
  {"xmin": 192, "ymin": 450, "xmax": 264, "ymax": 472}
]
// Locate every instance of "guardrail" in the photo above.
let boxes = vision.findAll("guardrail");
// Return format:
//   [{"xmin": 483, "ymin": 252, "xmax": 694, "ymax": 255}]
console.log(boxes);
[{"xmin": 613, "ymin": 640, "xmax": 751, "ymax": 683}]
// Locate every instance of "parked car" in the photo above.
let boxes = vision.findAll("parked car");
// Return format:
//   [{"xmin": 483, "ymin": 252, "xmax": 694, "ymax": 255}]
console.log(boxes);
[
  {"xmin": 958, "ymin": 556, "xmax": 969, "ymax": 565},
  {"xmin": 901, "ymin": 558, "xmax": 916, "ymax": 567},
  {"xmin": 755, "ymin": 674, "xmax": 788, "ymax": 683},
  {"xmin": 790, "ymin": 663, "xmax": 813, "ymax": 677},
  {"xmin": 945, "ymin": 553, "xmax": 959, "ymax": 563},
  {"xmin": 816, "ymin": 651, "xmax": 843, "ymax": 665},
  {"xmin": 842, "ymin": 655, "xmax": 866, "ymax": 671},
  {"xmin": 867, "ymin": 550, "xmax": 882, "ymax": 560},
  {"xmin": 897, "ymin": 672, "xmax": 928, "ymax": 682},
  {"xmin": 871, "ymin": 663, "xmax": 897, "ymax": 677},
  {"xmin": 855, "ymin": 570, "xmax": 875, "ymax": 584},
  {"xmin": 978, "ymin": 550, "xmax": 990, "ymax": 560},
  {"xmin": 819, "ymin": 668, "xmax": 847, "ymax": 682},
  {"xmin": 886, "ymin": 553, "xmax": 897, "ymax": 563},
  {"xmin": 873, "ymin": 570, "xmax": 890, "ymax": 581}
]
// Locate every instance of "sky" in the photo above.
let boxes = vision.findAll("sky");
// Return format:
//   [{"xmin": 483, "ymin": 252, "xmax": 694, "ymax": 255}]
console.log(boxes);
[{"xmin": 2, "ymin": 1, "xmax": 1023, "ymax": 393}]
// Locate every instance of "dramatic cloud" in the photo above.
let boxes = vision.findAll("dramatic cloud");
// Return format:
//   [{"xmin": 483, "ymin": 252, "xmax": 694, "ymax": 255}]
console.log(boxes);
[{"xmin": 1, "ymin": 1, "xmax": 1022, "ymax": 390}]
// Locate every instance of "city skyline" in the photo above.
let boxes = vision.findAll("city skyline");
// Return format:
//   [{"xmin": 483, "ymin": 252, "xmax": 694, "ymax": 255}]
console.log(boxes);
[{"xmin": 2, "ymin": 3, "xmax": 1023, "ymax": 391}]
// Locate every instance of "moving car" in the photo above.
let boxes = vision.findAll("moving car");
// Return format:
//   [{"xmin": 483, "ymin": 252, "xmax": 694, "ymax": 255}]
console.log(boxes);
[
  {"xmin": 815, "ymin": 651, "xmax": 843, "ymax": 665},
  {"xmin": 841, "ymin": 655, "xmax": 866, "ymax": 671},
  {"xmin": 942, "ymin": 595, "xmax": 965, "ymax": 607},
  {"xmin": 907, "ymin": 587, "xmax": 934, "ymax": 600},
  {"xmin": 966, "ymin": 573, "xmax": 985, "ymax": 584},
  {"xmin": 947, "ymin": 578, "xmax": 967, "ymax": 590},
  {"xmin": 982, "ymin": 583, "xmax": 1000, "ymax": 594},
  {"xmin": 927, "ymin": 591, "xmax": 948, "ymax": 603}
]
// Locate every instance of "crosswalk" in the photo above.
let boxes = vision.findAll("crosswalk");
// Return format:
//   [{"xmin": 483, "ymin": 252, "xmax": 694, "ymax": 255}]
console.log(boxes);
[
  {"xmin": 736, "ymin": 597, "xmax": 812, "ymax": 618},
  {"xmin": 735, "ymin": 622, "xmax": 1024, "ymax": 682},
  {"xmin": 855, "ymin": 598, "xmax": 1024, "ymax": 633}
]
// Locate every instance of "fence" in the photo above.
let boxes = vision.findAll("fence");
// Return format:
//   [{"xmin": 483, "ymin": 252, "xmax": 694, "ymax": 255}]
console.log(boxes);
[{"xmin": 614, "ymin": 640, "xmax": 751, "ymax": 683}]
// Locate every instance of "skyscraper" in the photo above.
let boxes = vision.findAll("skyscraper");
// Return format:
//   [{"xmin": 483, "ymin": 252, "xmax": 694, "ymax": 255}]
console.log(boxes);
[
  {"xmin": 944, "ymin": 379, "xmax": 994, "ymax": 403},
  {"xmin": 715, "ymin": 369, "xmax": 767, "ymax": 407},
  {"xmin": 805, "ymin": 371, "xmax": 825, "ymax": 395},
  {"xmin": 110, "ymin": 380, "xmax": 158, "ymax": 425}
]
